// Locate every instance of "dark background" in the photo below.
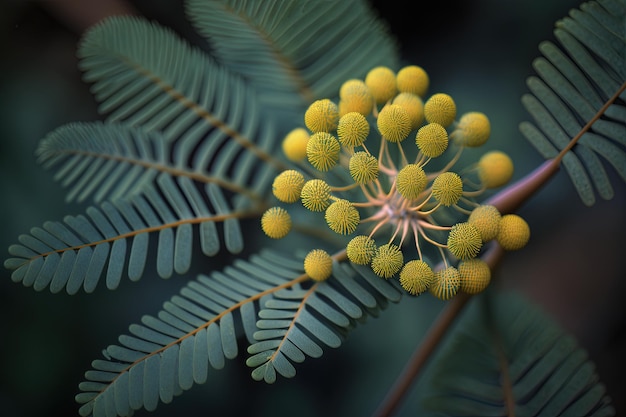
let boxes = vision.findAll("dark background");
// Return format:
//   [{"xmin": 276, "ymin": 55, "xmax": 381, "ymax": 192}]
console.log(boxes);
[{"xmin": 1, "ymin": 0, "xmax": 624, "ymax": 416}]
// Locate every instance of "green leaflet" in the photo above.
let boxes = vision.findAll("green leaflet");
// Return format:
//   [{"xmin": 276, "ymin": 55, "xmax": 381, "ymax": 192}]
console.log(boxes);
[
  {"xmin": 77, "ymin": 15, "xmax": 283, "ymax": 197},
  {"xmin": 417, "ymin": 291, "xmax": 615, "ymax": 416},
  {"xmin": 246, "ymin": 260, "xmax": 402, "ymax": 383},
  {"xmin": 185, "ymin": 0, "xmax": 399, "ymax": 110},
  {"xmin": 36, "ymin": 112, "xmax": 275, "ymax": 206},
  {"xmin": 519, "ymin": 0, "xmax": 626, "ymax": 206},
  {"xmin": 75, "ymin": 249, "xmax": 402, "ymax": 416},
  {"xmin": 4, "ymin": 180, "xmax": 248, "ymax": 293}
]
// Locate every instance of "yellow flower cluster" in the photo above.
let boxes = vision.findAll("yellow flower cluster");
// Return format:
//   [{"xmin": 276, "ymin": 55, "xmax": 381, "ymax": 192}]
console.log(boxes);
[{"xmin": 263, "ymin": 64, "xmax": 529, "ymax": 297}]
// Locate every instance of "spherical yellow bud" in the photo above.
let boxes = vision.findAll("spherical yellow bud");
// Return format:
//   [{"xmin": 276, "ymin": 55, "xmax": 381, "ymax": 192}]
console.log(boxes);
[
  {"xmin": 458, "ymin": 259, "xmax": 491, "ymax": 294},
  {"xmin": 424, "ymin": 93, "xmax": 456, "ymax": 127},
  {"xmin": 399, "ymin": 260, "xmax": 435, "ymax": 295},
  {"xmin": 447, "ymin": 222, "xmax": 483, "ymax": 260},
  {"xmin": 281, "ymin": 128, "xmax": 309, "ymax": 162},
  {"xmin": 339, "ymin": 79, "xmax": 374, "ymax": 116},
  {"xmin": 346, "ymin": 235, "xmax": 377, "ymax": 265},
  {"xmin": 349, "ymin": 151, "xmax": 379, "ymax": 184},
  {"xmin": 415, "ymin": 123, "xmax": 449, "ymax": 158},
  {"xmin": 478, "ymin": 151, "xmax": 514, "ymax": 188},
  {"xmin": 300, "ymin": 179, "xmax": 331, "ymax": 212},
  {"xmin": 392, "ymin": 92, "xmax": 424, "ymax": 130},
  {"xmin": 454, "ymin": 112, "xmax": 491, "ymax": 147},
  {"xmin": 365, "ymin": 66, "xmax": 397, "ymax": 104},
  {"xmin": 306, "ymin": 132, "xmax": 340, "ymax": 172},
  {"xmin": 371, "ymin": 243, "xmax": 404, "ymax": 279},
  {"xmin": 272, "ymin": 170, "xmax": 305, "ymax": 203},
  {"xmin": 497, "ymin": 214, "xmax": 530, "ymax": 250},
  {"xmin": 304, "ymin": 99, "xmax": 339, "ymax": 132},
  {"xmin": 340, "ymin": 79, "xmax": 366, "ymax": 99},
  {"xmin": 432, "ymin": 172, "xmax": 463, "ymax": 206},
  {"xmin": 304, "ymin": 249, "xmax": 333, "ymax": 282},
  {"xmin": 337, "ymin": 112, "xmax": 370, "ymax": 147},
  {"xmin": 396, "ymin": 164, "xmax": 427, "ymax": 199},
  {"xmin": 377, "ymin": 104, "xmax": 411, "ymax": 143},
  {"xmin": 261, "ymin": 207, "xmax": 292, "ymax": 239},
  {"xmin": 430, "ymin": 266, "xmax": 460, "ymax": 300},
  {"xmin": 468, "ymin": 204, "xmax": 501, "ymax": 242},
  {"xmin": 325, "ymin": 199, "xmax": 360, "ymax": 235},
  {"xmin": 396, "ymin": 65, "xmax": 429, "ymax": 97}
]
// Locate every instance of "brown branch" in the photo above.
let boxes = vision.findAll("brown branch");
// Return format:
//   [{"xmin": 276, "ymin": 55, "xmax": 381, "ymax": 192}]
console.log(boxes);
[
  {"xmin": 486, "ymin": 158, "xmax": 560, "ymax": 215},
  {"xmin": 371, "ymin": 244, "xmax": 505, "ymax": 417},
  {"xmin": 369, "ymin": 80, "xmax": 626, "ymax": 417}
]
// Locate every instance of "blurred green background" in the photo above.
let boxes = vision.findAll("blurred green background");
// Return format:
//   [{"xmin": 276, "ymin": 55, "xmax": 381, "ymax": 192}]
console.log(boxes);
[{"xmin": 1, "ymin": 0, "xmax": 624, "ymax": 416}]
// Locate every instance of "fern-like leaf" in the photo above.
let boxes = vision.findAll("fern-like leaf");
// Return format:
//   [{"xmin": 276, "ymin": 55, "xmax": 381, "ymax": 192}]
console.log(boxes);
[
  {"xmin": 417, "ymin": 291, "xmax": 615, "ymax": 416},
  {"xmin": 78, "ymin": 15, "xmax": 286, "ymax": 178},
  {"xmin": 75, "ymin": 250, "xmax": 401, "ymax": 417},
  {"xmin": 246, "ymin": 261, "xmax": 402, "ymax": 383},
  {"xmin": 36, "ymin": 121, "xmax": 275, "ymax": 211},
  {"xmin": 520, "ymin": 0, "xmax": 626, "ymax": 206},
  {"xmin": 185, "ymin": 0, "xmax": 400, "ymax": 108},
  {"xmin": 4, "ymin": 178, "xmax": 253, "ymax": 293}
]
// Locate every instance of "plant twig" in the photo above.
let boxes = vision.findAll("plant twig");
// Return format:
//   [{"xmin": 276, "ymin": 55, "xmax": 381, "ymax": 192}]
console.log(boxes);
[
  {"xmin": 371, "ymin": 292, "xmax": 471, "ymax": 417},
  {"xmin": 371, "ymin": 244, "xmax": 505, "ymax": 417}
]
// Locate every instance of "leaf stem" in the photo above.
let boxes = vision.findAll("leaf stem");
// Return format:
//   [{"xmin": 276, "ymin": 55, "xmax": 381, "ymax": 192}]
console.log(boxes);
[
  {"xmin": 488, "ymin": 80, "xmax": 626, "ymax": 215},
  {"xmin": 554, "ymin": 80, "xmax": 626, "ymax": 164}
]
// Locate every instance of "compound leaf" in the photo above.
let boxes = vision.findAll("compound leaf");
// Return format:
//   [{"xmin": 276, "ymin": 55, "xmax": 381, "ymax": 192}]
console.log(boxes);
[
  {"xmin": 246, "ymin": 260, "xmax": 402, "ymax": 383},
  {"xmin": 520, "ymin": 0, "xmax": 626, "ymax": 206},
  {"xmin": 185, "ymin": 0, "xmax": 399, "ymax": 110},
  {"xmin": 75, "ymin": 249, "xmax": 401, "ymax": 416},
  {"xmin": 4, "ymin": 178, "xmax": 253, "ymax": 293},
  {"xmin": 418, "ymin": 291, "xmax": 615, "ymax": 416}
]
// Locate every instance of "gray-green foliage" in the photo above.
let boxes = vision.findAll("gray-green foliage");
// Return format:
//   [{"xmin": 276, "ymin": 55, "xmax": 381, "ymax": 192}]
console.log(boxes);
[
  {"xmin": 418, "ymin": 291, "xmax": 615, "ymax": 416},
  {"xmin": 3, "ymin": 0, "xmax": 623, "ymax": 416},
  {"xmin": 520, "ymin": 0, "xmax": 626, "ymax": 206},
  {"xmin": 76, "ymin": 250, "xmax": 404, "ymax": 416}
]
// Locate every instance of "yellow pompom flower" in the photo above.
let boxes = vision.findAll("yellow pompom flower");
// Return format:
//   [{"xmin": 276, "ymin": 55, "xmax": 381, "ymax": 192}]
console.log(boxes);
[
  {"xmin": 304, "ymin": 99, "xmax": 339, "ymax": 132},
  {"xmin": 399, "ymin": 260, "xmax": 435, "ymax": 295},
  {"xmin": 337, "ymin": 112, "xmax": 370, "ymax": 147},
  {"xmin": 339, "ymin": 79, "xmax": 374, "ymax": 116},
  {"xmin": 306, "ymin": 132, "xmax": 340, "ymax": 171},
  {"xmin": 396, "ymin": 164, "xmax": 427, "ymax": 199},
  {"xmin": 415, "ymin": 123, "xmax": 449, "ymax": 158},
  {"xmin": 300, "ymin": 179, "xmax": 331, "ymax": 211},
  {"xmin": 325, "ymin": 199, "xmax": 360, "ymax": 235},
  {"xmin": 396, "ymin": 65, "xmax": 429, "ymax": 97},
  {"xmin": 478, "ymin": 151, "xmax": 514, "ymax": 188},
  {"xmin": 468, "ymin": 204, "xmax": 501, "ymax": 242},
  {"xmin": 497, "ymin": 214, "xmax": 530, "ymax": 250},
  {"xmin": 272, "ymin": 170, "xmax": 305, "ymax": 203},
  {"xmin": 304, "ymin": 249, "xmax": 333, "ymax": 281},
  {"xmin": 371, "ymin": 243, "xmax": 404, "ymax": 279},
  {"xmin": 281, "ymin": 128, "xmax": 309, "ymax": 162},
  {"xmin": 458, "ymin": 259, "xmax": 491, "ymax": 294},
  {"xmin": 447, "ymin": 222, "xmax": 483, "ymax": 260},
  {"xmin": 365, "ymin": 66, "xmax": 397, "ymax": 104},
  {"xmin": 349, "ymin": 151, "xmax": 379, "ymax": 184},
  {"xmin": 453, "ymin": 112, "xmax": 491, "ymax": 147},
  {"xmin": 377, "ymin": 104, "xmax": 411, "ymax": 143},
  {"xmin": 424, "ymin": 93, "xmax": 457, "ymax": 127},
  {"xmin": 432, "ymin": 172, "xmax": 463, "ymax": 206},
  {"xmin": 430, "ymin": 266, "xmax": 460, "ymax": 300},
  {"xmin": 261, "ymin": 207, "xmax": 292, "ymax": 239},
  {"xmin": 346, "ymin": 235, "xmax": 377, "ymax": 265},
  {"xmin": 392, "ymin": 92, "xmax": 424, "ymax": 130}
]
